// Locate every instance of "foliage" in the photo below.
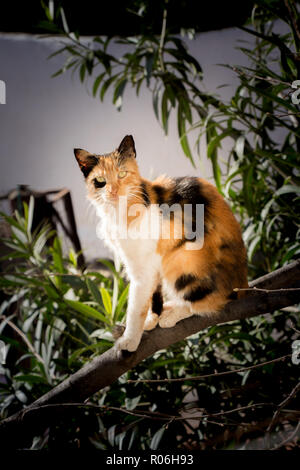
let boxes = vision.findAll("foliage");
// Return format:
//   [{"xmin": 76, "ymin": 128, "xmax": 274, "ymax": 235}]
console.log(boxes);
[
  {"xmin": 0, "ymin": 199, "xmax": 299, "ymax": 450},
  {"xmin": 0, "ymin": 197, "xmax": 128, "ymax": 417},
  {"xmin": 40, "ymin": 0, "xmax": 300, "ymax": 279},
  {"xmin": 0, "ymin": 0, "xmax": 299, "ymax": 451}
]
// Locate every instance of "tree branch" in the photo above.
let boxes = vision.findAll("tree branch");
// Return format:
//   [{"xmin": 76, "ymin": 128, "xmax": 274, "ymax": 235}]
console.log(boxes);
[{"xmin": 0, "ymin": 259, "xmax": 300, "ymax": 448}]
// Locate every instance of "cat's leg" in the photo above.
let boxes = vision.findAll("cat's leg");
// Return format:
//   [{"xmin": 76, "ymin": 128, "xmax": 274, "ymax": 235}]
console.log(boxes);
[
  {"xmin": 159, "ymin": 295, "xmax": 227, "ymax": 329},
  {"xmin": 116, "ymin": 273, "xmax": 159, "ymax": 352}
]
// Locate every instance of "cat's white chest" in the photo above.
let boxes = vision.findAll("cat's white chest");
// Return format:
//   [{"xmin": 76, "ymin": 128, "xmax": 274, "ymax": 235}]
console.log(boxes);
[{"xmin": 97, "ymin": 203, "xmax": 162, "ymax": 279}]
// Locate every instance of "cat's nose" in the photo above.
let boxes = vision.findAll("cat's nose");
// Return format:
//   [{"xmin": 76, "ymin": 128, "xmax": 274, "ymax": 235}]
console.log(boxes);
[{"xmin": 108, "ymin": 185, "xmax": 118, "ymax": 196}]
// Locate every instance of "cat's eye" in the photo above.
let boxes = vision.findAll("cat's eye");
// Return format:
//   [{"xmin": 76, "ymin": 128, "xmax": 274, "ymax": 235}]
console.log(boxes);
[
  {"xmin": 94, "ymin": 176, "xmax": 106, "ymax": 188},
  {"xmin": 118, "ymin": 171, "xmax": 127, "ymax": 179}
]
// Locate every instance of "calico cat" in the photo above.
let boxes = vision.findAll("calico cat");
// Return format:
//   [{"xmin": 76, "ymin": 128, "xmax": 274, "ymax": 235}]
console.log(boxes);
[{"xmin": 74, "ymin": 135, "xmax": 248, "ymax": 352}]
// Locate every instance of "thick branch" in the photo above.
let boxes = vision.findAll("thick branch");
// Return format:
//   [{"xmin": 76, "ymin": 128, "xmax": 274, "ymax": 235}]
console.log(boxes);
[{"xmin": 0, "ymin": 259, "xmax": 300, "ymax": 448}]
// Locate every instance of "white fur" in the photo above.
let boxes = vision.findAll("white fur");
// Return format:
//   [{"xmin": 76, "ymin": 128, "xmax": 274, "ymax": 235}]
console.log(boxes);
[{"xmin": 93, "ymin": 199, "xmax": 162, "ymax": 351}]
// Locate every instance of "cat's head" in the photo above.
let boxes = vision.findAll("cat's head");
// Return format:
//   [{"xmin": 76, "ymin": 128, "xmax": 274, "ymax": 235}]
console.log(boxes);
[{"xmin": 74, "ymin": 135, "xmax": 142, "ymax": 206}]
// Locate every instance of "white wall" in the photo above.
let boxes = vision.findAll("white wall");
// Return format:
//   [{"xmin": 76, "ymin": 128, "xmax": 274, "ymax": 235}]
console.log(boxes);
[{"xmin": 0, "ymin": 28, "xmax": 249, "ymax": 260}]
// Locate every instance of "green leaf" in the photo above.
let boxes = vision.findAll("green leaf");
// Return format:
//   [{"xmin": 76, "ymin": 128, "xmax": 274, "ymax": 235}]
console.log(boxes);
[
  {"xmin": 100, "ymin": 74, "xmax": 118, "ymax": 101},
  {"xmin": 206, "ymin": 128, "xmax": 227, "ymax": 192},
  {"xmin": 242, "ymin": 165, "xmax": 254, "ymax": 214},
  {"xmin": 145, "ymin": 53, "xmax": 154, "ymax": 85},
  {"xmin": 150, "ymin": 427, "xmax": 165, "ymax": 450},
  {"xmin": 115, "ymin": 284, "xmax": 129, "ymax": 321},
  {"xmin": 207, "ymin": 130, "xmax": 233, "ymax": 161},
  {"xmin": 79, "ymin": 63, "xmax": 86, "ymax": 83},
  {"xmin": 235, "ymin": 135, "xmax": 245, "ymax": 160},
  {"xmin": 27, "ymin": 195, "xmax": 34, "ymax": 236},
  {"xmin": 248, "ymin": 234, "xmax": 261, "ymax": 261},
  {"xmin": 108, "ymin": 425, "xmax": 117, "ymax": 447},
  {"xmin": 0, "ymin": 213, "xmax": 26, "ymax": 233},
  {"xmin": 161, "ymin": 89, "xmax": 169, "ymax": 134},
  {"xmin": 177, "ymin": 105, "xmax": 195, "ymax": 167},
  {"xmin": 282, "ymin": 243, "xmax": 300, "ymax": 263},
  {"xmin": 86, "ymin": 278, "xmax": 102, "ymax": 304},
  {"xmin": 14, "ymin": 373, "xmax": 47, "ymax": 384},
  {"xmin": 51, "ymin": 67, "xmax": 64, "ymax": 78},
  {"xmin": 100, "ymin": 287, "xmax": 112, "ymax": 316},
  {"xmin": 178, "ymin": 94, "xmax": 192, "ymax": 124},
  {"xmin": 97, "ymin": 259, "xmax": 119, "ymax": 277},
  {"xmin": 51, "ymin": 237, "xmax": 64, "ymax": 274},
  {"xmin": 92, "ymin": 72, "xmax": 106, "ymax": 97},
  {"xmin": 246, "ymin": 82, "xmax": 297, "ymax": 113},
  {"xmin": 65, "ymin": 299, "xmax": 110, "ymax": 324},
  {"xmin": 113, "ymin": 78, "xmax": 127, "ymax": 111},
  {"xmin": 275, "ymin": 184, "xmax": 300, "ymax": 197},
  {"xmin": 125, "ymin": 395, "xmax": 140, "ymax": 410},
  {"xmin": 152, "ymin": 89, "xmax": 160, "ymax": 121},
  {"xmin": 61, "ymin": 275, "xmax": 86, "ymax": 290},
  {"xmin": 261, "ymin": 198, "xmax": 275, "ymax": 221}
]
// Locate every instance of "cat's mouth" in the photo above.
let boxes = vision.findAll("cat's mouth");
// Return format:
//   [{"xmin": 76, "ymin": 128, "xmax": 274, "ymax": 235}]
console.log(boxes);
[{"xmin": 106, "ymin": 193, "xmax": 119, "ymax": 203}]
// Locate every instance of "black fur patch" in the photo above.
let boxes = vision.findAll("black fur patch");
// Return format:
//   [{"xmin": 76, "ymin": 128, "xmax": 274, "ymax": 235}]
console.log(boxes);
[
  {"xmin": 183, "ymin": 276, "xmax": 215, "ymax": 302},
  {"xmin": 220, "ymin": 242, "xmax": 231, "ymax": 250},
  {"xmin": 169, "ymin": 177, "xmax": 210, "ymax": 237},
  {"xmin": 172, "ymin": 238, "xmax": 186, "ymax": 250},
  {"xmin": 140, "ymin": 182, "xmax": 151, "ymax": 206},
  {"xmin": 79, "ymin": 156, "xmax": 99, "ymax": 178},
  {"xmin": 184, "ymin": 284, "xmax": 214, "ymax": 302},
  {"xmin": 228, "ymin": 291, "xmax": 238, "ymax": 300},
  {"xmin": 220, "ymin": 238, "xmax": 237, "ymax": 251},
  {"xmin": 151, "ymin": 284, "xmax": 163, "ymax": 315},
  {"xmin": 175, "ymin": 274, "xmax": 197, "ymax": 291},
  {"xmin": 152, "ymin": 184, "xmax": 166, "ymax": 205},
  {"xmin": 169, "ymin": 177, "xmax": 210, "ymax": 207}
]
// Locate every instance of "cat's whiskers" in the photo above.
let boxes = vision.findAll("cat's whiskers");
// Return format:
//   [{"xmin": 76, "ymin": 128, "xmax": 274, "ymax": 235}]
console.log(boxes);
[{"xmin": 127, "ymin": 185, "xmax": 149, "ymax": 204}]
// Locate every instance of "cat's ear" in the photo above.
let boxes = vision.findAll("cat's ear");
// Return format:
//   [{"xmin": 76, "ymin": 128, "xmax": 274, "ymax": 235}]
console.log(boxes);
[
  {"xmin": 118, "ymin": 135, "xmax": 136, "ymax": 159},
  {"xmin": 74, "ymin": 149, "xmax": 98, "ymax": 178}
]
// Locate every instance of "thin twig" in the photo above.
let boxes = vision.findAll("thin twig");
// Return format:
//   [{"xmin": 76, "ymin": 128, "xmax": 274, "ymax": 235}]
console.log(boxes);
[
  {"xmin": 234, "ymin": 287, "xmax": 300, "ymax": 293},
  {"xmin": 270, "ymin": 421, "xmax": 300, "ymax": 450},
  {"xmin": 0, "ymin": 315, "xmax": 44, "ymax": 364},
  {"xmin": 267, "ymin": 382, "xmax": 300, "ymax": 432},
  {"xmin": 288, "ymin": 319, "xmax": 300, "ymax": 334},
  {"xmin": 127, "ymin": 354, "xmax": 291, "ymax": 384},
  {"xmin": 232, "ymin": 67, "xmax": 289, "ymax": 87},
  {"xmin": 267, "ymin": 112, "xmax": 300, "ymax": 118},
  {"xmin": 158, "ymin": 3, "xmax": 168, "ymax": 73},
  {"xmin": 19, "ymin": 400, "xmax": 300, "ymax": 425},
  {"xmin": 284, "ymin": 0, "xmax": 300, "ymax": 43}
]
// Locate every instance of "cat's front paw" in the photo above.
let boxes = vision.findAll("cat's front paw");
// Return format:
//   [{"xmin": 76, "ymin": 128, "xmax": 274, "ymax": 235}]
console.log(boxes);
[{"xmin": 116, "ymin": 334, "xmax": 140, "ymax": 352}]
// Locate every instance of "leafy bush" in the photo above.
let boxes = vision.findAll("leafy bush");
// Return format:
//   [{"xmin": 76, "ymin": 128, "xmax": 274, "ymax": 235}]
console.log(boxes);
[
  {"xmin": 40, "ymin": 0, "xmax": 300, "ymax": 279},
  {"xmin": 0, "ymin": 199, "xmax": 299, "ymax": 449},
  {"xmin": 0, "ymin": 197, "xmax": 128, "ymax": 417},
  {"xmin": 0, "ymin": 0, "xmax": 299, "ymax": 450}
]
